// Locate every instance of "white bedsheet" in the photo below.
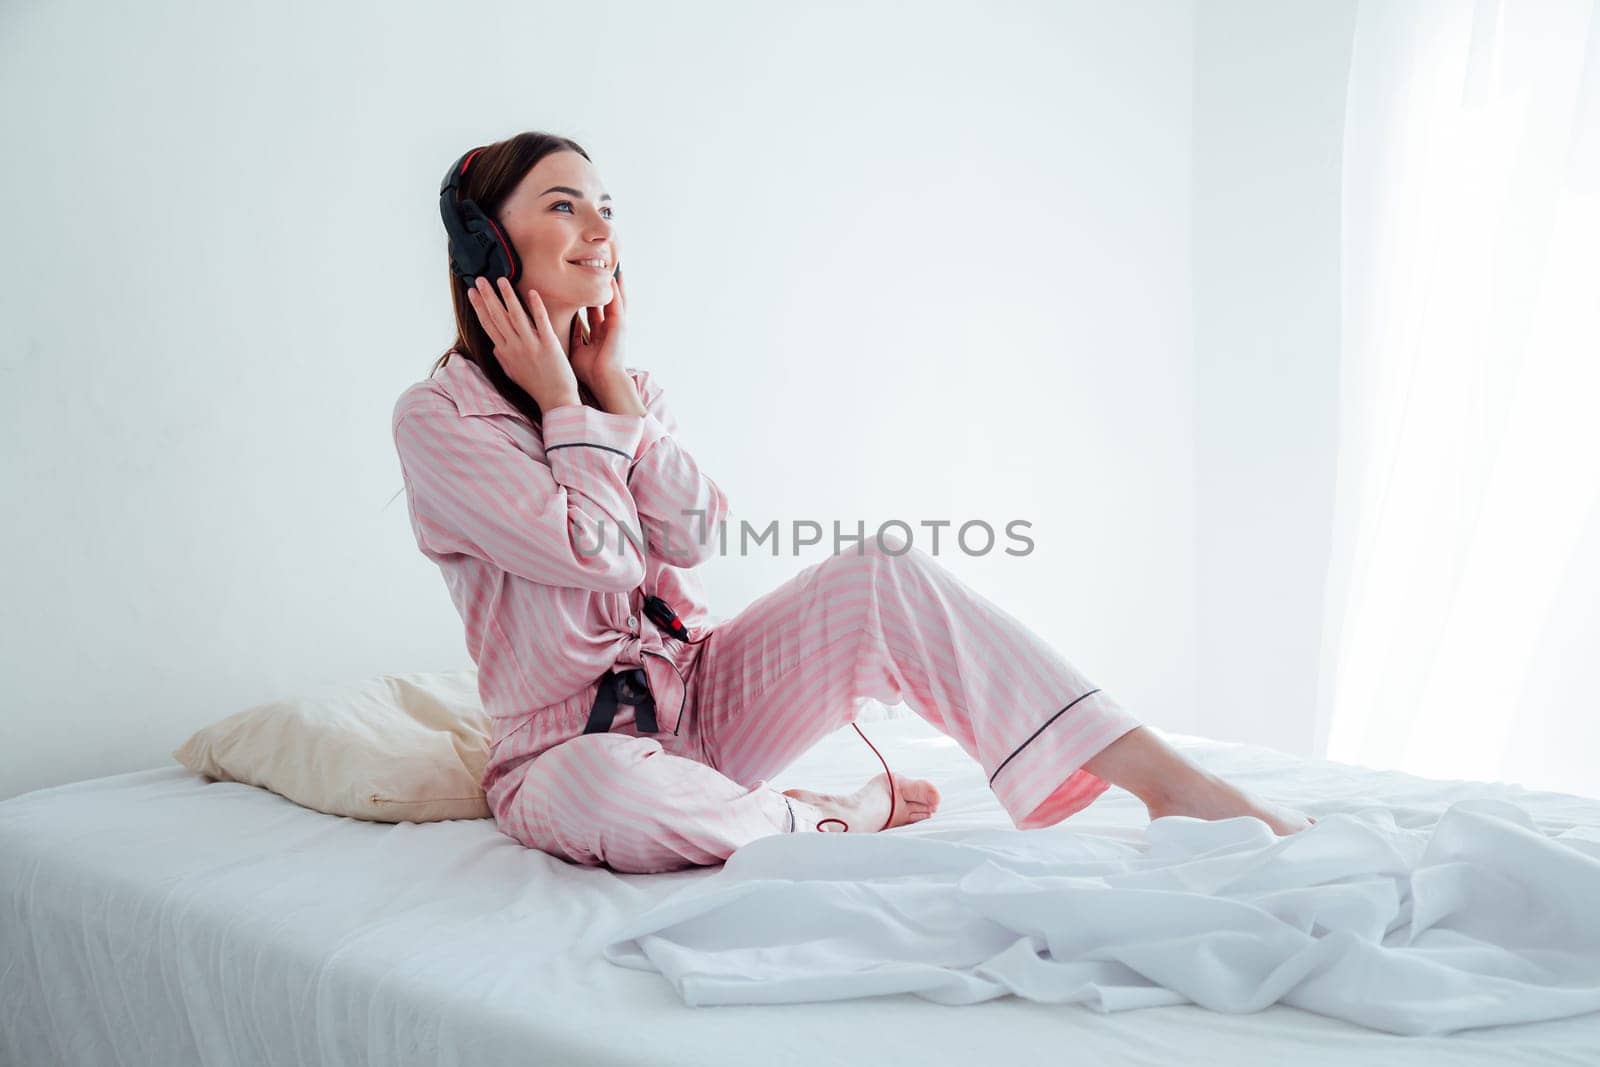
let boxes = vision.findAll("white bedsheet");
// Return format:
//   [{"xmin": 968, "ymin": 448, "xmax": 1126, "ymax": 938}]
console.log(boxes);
[
  {"xmin": 6, "ymin": 715, "xmax": 1600, "ymax": 1066},
  {"xmin": 604, "ymin": 798, "xmax": 1600, "ymax": 1034}
]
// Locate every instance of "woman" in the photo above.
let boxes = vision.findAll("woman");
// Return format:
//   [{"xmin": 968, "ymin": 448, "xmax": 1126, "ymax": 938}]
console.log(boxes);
[{"xmin": 392, "ymin": 130, "xmax": 1314, "ymax": 874}]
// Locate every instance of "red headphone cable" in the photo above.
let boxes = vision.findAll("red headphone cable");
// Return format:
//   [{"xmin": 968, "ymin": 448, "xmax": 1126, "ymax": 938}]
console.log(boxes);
[{"xmin": 814, "ymin": 721, "xmax": 896, "ymax": 833}]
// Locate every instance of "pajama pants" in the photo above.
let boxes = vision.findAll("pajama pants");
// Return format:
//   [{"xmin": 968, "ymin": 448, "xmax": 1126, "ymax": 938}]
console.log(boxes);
[{"xmin": 484, "ymin": 537, "xmax": 1144, "ymax": 874}]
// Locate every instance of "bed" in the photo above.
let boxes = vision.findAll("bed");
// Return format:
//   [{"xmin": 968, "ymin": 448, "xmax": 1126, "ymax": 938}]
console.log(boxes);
[{"xmin": 5, "ymin": 714, "xmax": 1599, "ymax": 1066}]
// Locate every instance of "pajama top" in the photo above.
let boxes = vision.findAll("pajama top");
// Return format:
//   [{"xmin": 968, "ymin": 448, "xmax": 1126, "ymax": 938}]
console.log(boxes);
[{"xmin": 391, "ymin": 352, "xmax": 731, "ymax": 784}]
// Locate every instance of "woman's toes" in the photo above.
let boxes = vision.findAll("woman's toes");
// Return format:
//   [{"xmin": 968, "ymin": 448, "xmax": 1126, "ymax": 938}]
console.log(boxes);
[{"xmin": 889, "ymin": 776, "xmax": 941, "ymax": 827}]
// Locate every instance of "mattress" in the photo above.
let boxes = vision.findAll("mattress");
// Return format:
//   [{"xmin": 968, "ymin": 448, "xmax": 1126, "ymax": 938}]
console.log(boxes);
[{"xmin": 5, "ymin": 715, "xmax": 1600, "ymax": 1066}]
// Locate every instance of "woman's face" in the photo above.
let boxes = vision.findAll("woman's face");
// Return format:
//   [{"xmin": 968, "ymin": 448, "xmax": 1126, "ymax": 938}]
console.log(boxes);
[{"xmin": 496, "ymin": 150, "xmax": 618, "ymax": 310}]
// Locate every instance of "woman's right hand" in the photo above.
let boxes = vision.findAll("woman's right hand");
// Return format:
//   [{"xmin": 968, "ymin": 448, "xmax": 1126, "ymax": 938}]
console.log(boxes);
[{"xmin": 466, "ymin": 276, "xmax": 582, "ymax": 412}]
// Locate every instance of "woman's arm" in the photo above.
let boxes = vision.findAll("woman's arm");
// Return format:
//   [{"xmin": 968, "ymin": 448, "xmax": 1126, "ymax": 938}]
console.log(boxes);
[
  {"xmin": 393, "ymin": 392, "xmax": 649, "ymax": 592},
  {"xmin": 590, "ymin": 368, "xmax": 730, "ymax": 568}
]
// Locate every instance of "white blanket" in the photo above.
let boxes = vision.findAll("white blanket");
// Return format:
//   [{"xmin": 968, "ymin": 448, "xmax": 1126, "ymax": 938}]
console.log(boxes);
[{"xmin": 604, "ymin": 797, "xmax": 1600, "ymax": 1035}]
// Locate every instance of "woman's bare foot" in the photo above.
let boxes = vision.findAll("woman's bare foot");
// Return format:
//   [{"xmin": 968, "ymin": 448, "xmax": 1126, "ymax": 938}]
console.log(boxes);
[
  {"xmin": 783, "ymin": 773, "xmax": 941, "ymax": 832},
  {"xmin": 1145, "ymin": 772, "xmax": 1317, "ymax": 836},
  {"xmin": 1081, "ymin": 726, "xmax": 1315, "ymax": 837}
]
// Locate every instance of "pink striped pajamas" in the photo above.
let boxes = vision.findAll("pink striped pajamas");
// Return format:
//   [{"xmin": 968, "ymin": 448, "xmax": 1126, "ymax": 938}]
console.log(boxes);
[{"xmin": 393, "ymin": 354, "xmax": 1143, "ymax": 874}]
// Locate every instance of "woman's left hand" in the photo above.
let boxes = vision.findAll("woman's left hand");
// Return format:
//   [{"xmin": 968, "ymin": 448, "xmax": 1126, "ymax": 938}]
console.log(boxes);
[{"xmin": 569, "ymin": 269, "xmax": 628, "ymax": 393}]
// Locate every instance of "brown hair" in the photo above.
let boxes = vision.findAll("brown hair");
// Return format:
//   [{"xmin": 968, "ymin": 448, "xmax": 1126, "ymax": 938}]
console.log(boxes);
[{"xmin": 430, "ymin": 130, "xmax": 601, "ymax": 424}]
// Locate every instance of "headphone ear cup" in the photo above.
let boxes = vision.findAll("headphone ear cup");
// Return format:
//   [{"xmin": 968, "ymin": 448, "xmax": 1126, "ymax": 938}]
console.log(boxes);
[{"xmin": 456, "ymin": 198, "xmax": 522, "ymax": 287}]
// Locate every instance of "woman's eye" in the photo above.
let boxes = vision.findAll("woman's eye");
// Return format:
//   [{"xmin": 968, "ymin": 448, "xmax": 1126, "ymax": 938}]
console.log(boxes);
[{"xmin": 554, "ymin": 201, "xmax": 615, "ymax": 219}]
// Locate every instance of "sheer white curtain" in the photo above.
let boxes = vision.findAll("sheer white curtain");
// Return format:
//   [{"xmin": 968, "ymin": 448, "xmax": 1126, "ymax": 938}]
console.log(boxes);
[{"xmin": 1315, "ymin": 0, "xmax": 1600, "ymax": 794}]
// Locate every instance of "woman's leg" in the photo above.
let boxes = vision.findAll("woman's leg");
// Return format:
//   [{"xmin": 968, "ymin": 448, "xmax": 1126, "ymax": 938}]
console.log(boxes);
[
  {"xmin": 690, "ymin": 536, "xmax": 1148, "ymax": 830},
  {"xmin": 691, "ymin": 536, "xmax": 1314, "ymax": 836},
  {"xmin": 1081, "ymin": 725, "xmax": 1316, "ymax": 833}
]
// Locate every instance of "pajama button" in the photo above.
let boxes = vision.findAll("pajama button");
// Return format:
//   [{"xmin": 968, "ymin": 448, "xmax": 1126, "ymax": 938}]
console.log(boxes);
[{"xmin": 627, "ymin": 615, "xmax": 638, "ymax": 629}]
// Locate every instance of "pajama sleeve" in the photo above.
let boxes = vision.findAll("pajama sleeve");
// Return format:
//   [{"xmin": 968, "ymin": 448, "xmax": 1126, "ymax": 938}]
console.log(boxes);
[
  {"xmin": 624, "ymin": 368, "xmax": 731, "ymax": 568},
  {"xmin": 393, "ymin": 398, "xmax": 649, "ymax": 593}
]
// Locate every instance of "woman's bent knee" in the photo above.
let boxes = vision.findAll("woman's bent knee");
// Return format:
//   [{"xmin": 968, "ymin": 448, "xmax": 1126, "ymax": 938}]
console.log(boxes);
[{"xmin": 486, "ymin": 734, "xmax": 662, "ymax": 862}]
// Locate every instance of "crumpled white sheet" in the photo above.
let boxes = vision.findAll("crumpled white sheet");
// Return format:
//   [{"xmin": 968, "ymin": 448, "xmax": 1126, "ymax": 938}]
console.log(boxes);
[{"xmin": 603, "ymin": 798, "xmax": 1600, "ymax": 1035}]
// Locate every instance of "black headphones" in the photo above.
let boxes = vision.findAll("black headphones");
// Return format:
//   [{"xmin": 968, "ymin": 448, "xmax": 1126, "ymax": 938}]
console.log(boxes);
[{"xmin": 439, "ymin": 147, "xmax": 522, "ymax": 287}]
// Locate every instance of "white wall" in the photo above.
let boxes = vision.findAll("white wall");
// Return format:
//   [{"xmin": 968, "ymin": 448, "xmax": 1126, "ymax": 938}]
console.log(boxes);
[
  {"xmin": 1192, "ymin": 0, "xmax": 1358, "ymax": 756},
  {"xmin": 2, "ymin": 0, "xmax": 1198, "ymax": 800}
]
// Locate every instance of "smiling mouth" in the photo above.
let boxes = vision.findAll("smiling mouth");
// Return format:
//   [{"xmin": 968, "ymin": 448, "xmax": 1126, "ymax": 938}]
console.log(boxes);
[{"xmin": 568, "ymin": 260, "xmax": 611, "ymax": 272}]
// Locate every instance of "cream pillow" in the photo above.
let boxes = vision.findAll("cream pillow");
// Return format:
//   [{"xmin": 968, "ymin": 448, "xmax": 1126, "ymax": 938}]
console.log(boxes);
[{"xmin": 172, "ymin": 669, "xmax": 493, "ymax": 822}]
